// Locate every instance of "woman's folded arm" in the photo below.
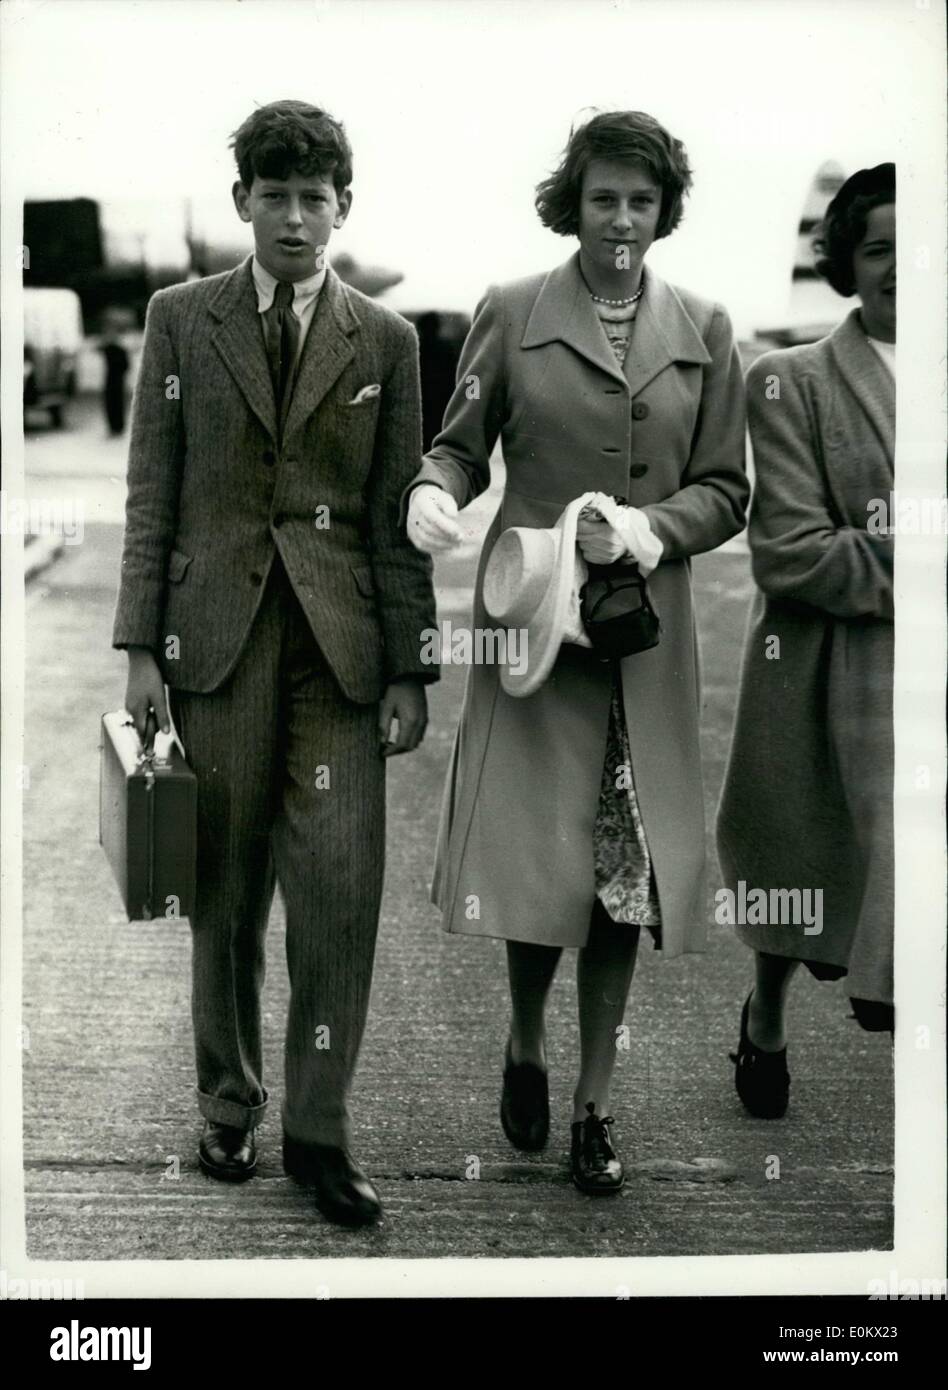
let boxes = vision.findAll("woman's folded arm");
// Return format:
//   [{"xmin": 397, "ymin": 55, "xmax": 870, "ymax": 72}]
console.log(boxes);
[{"xmin": 745, "ymin": 353, "xmax": 893, "ymax": 619}]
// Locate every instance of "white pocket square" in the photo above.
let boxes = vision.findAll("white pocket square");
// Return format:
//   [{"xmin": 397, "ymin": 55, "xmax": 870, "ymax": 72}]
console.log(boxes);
[{"xmin": 348, "ymin": 384, "xmax": 381, "ymax": 405}]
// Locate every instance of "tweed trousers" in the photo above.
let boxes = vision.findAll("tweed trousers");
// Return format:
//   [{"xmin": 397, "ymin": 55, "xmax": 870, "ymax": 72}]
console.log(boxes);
[{"xmin": 169, "ymin": 554, "xmax": 385, "ymax": 1148}]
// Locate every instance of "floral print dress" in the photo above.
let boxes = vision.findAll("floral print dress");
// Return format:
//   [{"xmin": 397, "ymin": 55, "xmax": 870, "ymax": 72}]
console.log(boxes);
[{"xmin": 590, "ymin": 296, "xmax": 662, "ymax": 938}]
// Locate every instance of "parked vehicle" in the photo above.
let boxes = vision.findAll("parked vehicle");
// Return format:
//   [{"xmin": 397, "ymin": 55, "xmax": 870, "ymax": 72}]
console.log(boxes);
[{"xmin": 23, "ymin": 287, "xmax": 83, "ymax": 428}]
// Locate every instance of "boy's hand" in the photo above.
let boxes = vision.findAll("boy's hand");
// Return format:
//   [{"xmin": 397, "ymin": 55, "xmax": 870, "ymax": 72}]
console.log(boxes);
[
  {"xmin": 379, "ymin": 679, "xmax": 428, "ymax": 757},
  {"xmin": 125, "ymin": 646, "xmax": 170, "ymax": 746},
  {"xmin": 407, "ymin": 484, "xmax": 462, "ymax": 553}
]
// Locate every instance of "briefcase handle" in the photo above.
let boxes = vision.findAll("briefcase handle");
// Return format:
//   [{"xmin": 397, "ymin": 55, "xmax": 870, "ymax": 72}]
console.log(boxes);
[{"xmin": 120, "ymin": 711, "xmax": 177, "ymax": 768}]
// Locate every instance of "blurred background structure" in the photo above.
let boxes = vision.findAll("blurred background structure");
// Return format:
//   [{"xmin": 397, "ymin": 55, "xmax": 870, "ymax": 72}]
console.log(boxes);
[{"xmin": 12, "ymin": 0, "xmax": 914, "ymax": 438}]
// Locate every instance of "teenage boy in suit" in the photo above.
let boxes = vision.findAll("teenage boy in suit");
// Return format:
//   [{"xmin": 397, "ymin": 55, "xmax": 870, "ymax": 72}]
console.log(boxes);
[{"xmin": 113, "ymin": 100, "xmax": 437, "ymax": 1226}]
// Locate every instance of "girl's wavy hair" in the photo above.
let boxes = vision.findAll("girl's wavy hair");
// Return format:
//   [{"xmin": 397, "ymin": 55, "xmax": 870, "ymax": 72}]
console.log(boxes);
[
  {"xmin": 535, "ymin": 110, "xmax": 693, "ymax": 239},
  {"xmin": 230, "ymin": 99, "xmax": 353, "ymax": 194},
  {"xmin": 813, "ymin": 163, "xmax": 895, "ymax": 297}
]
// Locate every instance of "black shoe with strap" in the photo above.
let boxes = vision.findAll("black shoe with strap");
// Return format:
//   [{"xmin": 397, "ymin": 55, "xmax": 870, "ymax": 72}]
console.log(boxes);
[
  {"xmin": 198, "ymin": 1121, "xmax": 257, "ymax": 1182},
  {"xmin": 570, "ymin": 1101, "xmax": 624, "ymax": 1195},
  {"xmin": 730, "ymin": 992, "xmax": 791, "ymax": 1119},
  {"xmin": 500, "ymin": 1039, "xmax": 550, "ymax": 1151}
]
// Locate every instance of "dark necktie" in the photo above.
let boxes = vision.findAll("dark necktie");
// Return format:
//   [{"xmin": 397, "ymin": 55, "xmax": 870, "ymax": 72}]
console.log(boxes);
[{"xmin": 264, "ymin": 280, "xmax": 301, "ymax": 425}]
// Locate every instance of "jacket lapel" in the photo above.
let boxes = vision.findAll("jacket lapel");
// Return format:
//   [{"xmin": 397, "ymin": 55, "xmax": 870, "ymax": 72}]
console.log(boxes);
[
  {"xmin": 521, "ymin": 253, "xmax": 626, "ymax": 384},
  {"xmin": 827, "ymin": 308, "xmax": 895, "ymax": 462},
  {"xmin": 209, "ymin": 256, "xmax": 278, "ymax": 442},
  {"xmin": 621, "ymin": 270, "xmax": 711, "ymax": 398},
  {"xmin": 282, "ymin": 268, "xmax": 358, "ymax": 443},
  {"xmin": 521, "ymin": 251, "xmax": 710, "ymax": 394}
]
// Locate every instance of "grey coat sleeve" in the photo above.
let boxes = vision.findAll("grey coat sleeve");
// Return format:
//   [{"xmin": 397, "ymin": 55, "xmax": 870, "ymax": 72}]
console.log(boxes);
[
  {"xmin": 745, "ymin": 353, "xmax": 894, "ymax": 619},
  {"xmin": 400, "ymin": 284, "xmax": 506, "ymax": 522},
  {"xmin": 367, "ymin": 317, "xmax": 439, "ymax": 684},
  {"xmin": 112, "ymin": 290, "xmax": 185, "ymax": 651}
]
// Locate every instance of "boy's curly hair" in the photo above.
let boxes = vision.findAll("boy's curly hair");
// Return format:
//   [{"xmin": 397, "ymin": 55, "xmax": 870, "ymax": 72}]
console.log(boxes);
[{"xmin": 231, "ymin": 100, "xmax": 353, "ymax": 193}]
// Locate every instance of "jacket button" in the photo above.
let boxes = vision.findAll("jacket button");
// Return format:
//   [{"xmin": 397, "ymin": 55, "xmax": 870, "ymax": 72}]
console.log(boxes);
[
  {"xmin": 272, "ymin": 514, "xmax": 285, "ymax": 528},
  {"xmin": 262, "ymin": 450, "xmax": 275, "ymax": 467},
  {"xmin": 629, "ymin": 463, "xmax": 649, "ymax": 479},
  {"xmin": 250, "ymin": 571, "xmax": 263, "ymax": 586},
  {"xmin": 631, "ymin": 402, "xmax": 649, "ymax": 420}
]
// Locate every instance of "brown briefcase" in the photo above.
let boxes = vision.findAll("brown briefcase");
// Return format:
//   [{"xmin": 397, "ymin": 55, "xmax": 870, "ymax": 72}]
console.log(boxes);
[{"xmin": 99, "ymin": 710, "xmax": 197, "ymax": 921}]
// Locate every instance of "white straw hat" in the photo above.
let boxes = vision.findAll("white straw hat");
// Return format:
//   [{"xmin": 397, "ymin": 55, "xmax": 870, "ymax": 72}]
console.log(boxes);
[{"xmin": 482, "ymin": 494, "xmax": 593, "ymax": 698}]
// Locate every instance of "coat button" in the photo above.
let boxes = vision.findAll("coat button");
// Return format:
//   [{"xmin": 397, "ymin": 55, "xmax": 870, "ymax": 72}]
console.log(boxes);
[
  {"xmin": 250, "ymin": 571, "xmax": 263, "ymax": 586},
  {"xmin": 272, "ymin": 513, "xmax": 285, "ymax": 528},
  {"xmin": 631, "ymin": 401, "xmax": 649, "ymax": 420},
  {"xmin": 262, "ymin": 449, "xmax": 275, "ymax": 467},
  {"xmin": 629, "ymin": 463, "xmax": 649, "ymax": 479}
]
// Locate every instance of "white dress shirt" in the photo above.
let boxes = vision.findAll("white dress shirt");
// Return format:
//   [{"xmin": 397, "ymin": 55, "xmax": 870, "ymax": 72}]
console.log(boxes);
[{"xmin": 251, "ymin": 256, "xmax": 327, "ymax": 366}]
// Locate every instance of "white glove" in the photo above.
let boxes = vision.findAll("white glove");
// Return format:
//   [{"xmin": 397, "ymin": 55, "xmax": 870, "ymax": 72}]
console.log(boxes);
[
  {"xmin": 576, "ymin": 494, "xmax": 663, "ymax": 576},
  {"xmin": 611, "ymin": 504, "xmax": 663, "ymax": 576},
  {"xmin": 576, "ymin": 515, "xmax": 627, "ymax": 565},
  {"xmin": 407, "ymin": 484, "xmax": 462, "ymax": 554}
]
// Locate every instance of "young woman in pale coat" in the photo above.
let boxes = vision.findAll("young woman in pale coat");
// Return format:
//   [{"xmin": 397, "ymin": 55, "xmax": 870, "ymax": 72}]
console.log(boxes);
[
  {"xmin": 407, "ymin": 111, "xmax": 748, "ymax": 1192},
  {"xmin": 717, "ymin": 164, "xmax": 896, "ymax": 1119}
]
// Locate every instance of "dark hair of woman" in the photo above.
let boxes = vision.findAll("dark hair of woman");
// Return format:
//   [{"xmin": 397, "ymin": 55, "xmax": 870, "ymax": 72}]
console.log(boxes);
[
  {"xmin": 535, "ymin": 109, "xmax": 693, "ymax": 240},
  {"xmin": 230, "ymin": 99, "xmax": 353, "ymax": 194},
  {"xmin": 813, "ymin": 162, "xmax": 896, "ymax": 297}
]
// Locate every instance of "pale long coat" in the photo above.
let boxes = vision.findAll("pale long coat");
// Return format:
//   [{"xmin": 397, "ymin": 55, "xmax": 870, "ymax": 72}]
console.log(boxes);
[
  {"xmin": 716, "ymin": 309, "xmax": 895, "ymax": 1003},
  {"xmin": 411, "ymin": 252, "xmax": 749, "ymax": 951}
]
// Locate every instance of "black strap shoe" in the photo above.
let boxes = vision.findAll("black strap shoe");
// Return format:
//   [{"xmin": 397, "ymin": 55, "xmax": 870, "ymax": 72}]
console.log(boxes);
[
  {"xmin": 570, "ymin": 1102, "xmax": 624, "ymax": 1194},
  {"xmin": 500, "ymin": 1040, "xmax": 550, "ymax": 1151},
  {"xmin": 730, "ymin": 993, "xmax": 791, "ymax": 1118},
  {"xmin": 198, "ymin": 1121, "xmax": 257, "ymax": 1182},
  {"xmin": 283, "ymin": 1134, "xmax": 382, "ymax": 1227}
]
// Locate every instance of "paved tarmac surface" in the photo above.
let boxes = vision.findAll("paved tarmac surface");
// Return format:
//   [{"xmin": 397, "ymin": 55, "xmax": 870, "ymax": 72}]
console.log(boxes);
[{"xmin": 19, "ymin": 401, "xmax": 893, "ymax": 1267}]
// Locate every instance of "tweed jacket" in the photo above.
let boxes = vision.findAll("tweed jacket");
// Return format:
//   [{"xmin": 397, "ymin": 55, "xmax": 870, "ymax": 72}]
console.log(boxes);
[
  {"xmin": 716, "ymin": 308, "xmax": 895, "ymax": 1002},
  {"xmin": 408, "ymin": 252, "xmax": 749, "ymax": 951},
  {"xmin": 112, "ymin": 257, "xmax": 437, "ymax": 703}
]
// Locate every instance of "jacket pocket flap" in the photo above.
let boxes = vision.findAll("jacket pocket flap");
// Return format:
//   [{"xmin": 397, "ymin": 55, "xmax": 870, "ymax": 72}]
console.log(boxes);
[
  {"xmin": 351, "ymin": 564, "xmax": 375, "ymax": 597},
  {"xmin": 167, "ymin": 549, "xmax": 192, "ymax": 583}
]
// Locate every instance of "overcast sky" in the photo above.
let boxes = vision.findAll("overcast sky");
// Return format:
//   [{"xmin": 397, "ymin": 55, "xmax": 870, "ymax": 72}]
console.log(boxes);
[{"xmin": 2, "ymin": 0, "xmax": 941, "ymax": 335}]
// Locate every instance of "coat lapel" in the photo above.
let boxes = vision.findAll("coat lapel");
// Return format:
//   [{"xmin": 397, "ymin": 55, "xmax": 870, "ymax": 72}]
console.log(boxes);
[
  {"xmin": 521, "ymin": 253, "xmax": 626, "ymax": 384},
  {"xmin": 282, "ymin": 268, "xmax": 358, "ymax": 443},
  {"xmin": 520, "ymin": 251, "xmax": 711, "ymax": 394},
  {"xmin": 827, "ymin": 308, "xmax": 895, "ymax": 462},
  {"xmin": 621, "ymin": 270, "xmax": 711, "ymax": 398},
  {"xmin": 209, "ymin": 256, "xmax": 278, "ymax": 443}
]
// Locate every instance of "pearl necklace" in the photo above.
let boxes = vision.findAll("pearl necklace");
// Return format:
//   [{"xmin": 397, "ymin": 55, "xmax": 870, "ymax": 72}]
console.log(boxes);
[{"xmin": 590, "ymin": 283, "xmax": 644, "ymax": 307}]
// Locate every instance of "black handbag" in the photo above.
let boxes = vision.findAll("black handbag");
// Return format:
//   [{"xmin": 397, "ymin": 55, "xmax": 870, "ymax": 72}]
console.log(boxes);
[{"xmin": 580, "ymin": 560, "xmax": 661, "ymax": 659}]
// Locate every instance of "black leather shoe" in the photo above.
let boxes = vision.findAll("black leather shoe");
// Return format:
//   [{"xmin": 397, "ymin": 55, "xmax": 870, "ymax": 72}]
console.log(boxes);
[
  {"xmin": 730, "ymin": 993, "xmax": 791, "ymax": 1118},
  {"xmin": 198, "ymin": 1121, "xmax": 257, "ymax": 1182},
  {"xmin": 570, "ymin": 1102, "xmax": 624, "ymax": 1195},
  {"xmin": 283, "ymin": 1134, "xmax": 381, "ymax": 1227},
  {"xmin": 849, "ymin": 996, "xmax": 895, "ymax": 1034},
  {"xmin": 500, "ymin": 1040, "xmax": 550, "ymax": 1151}
]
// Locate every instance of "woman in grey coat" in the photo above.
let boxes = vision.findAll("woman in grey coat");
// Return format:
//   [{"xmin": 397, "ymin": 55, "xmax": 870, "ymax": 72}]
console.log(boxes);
[
  {"xmin": 716, "ymin": 164, "xmax": 896, "ymax": 1119},
  {"xmin": 407, "ymin": 111, "xmax": 748, "ymax": 1191}
]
